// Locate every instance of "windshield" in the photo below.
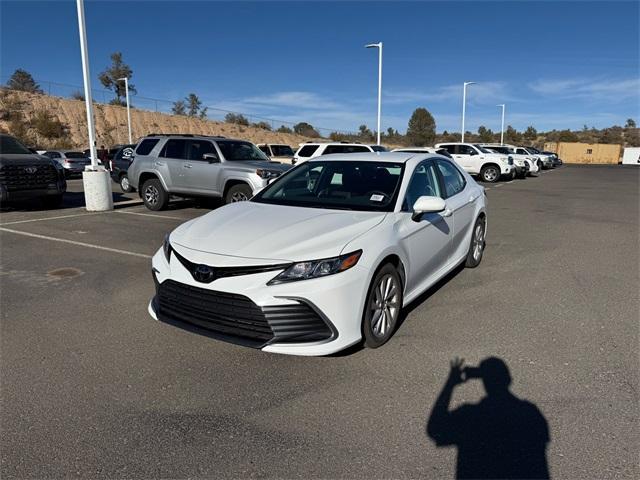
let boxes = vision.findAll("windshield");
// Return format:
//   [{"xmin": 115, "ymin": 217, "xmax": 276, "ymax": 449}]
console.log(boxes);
[
  {"xmin": 253, "ymin": 160, "xmax": 404, "ymax": 212},
  {"xmin": 65, "ymin": 152, "xmax": 88, "ymax": 159},
  {"xmin": 371, "ymin": 145, "xmax": 388, "ymax": 152},
  {"xmin": 217, "ymin": 140, "xmax": 270, "ymax": 161},
  {"xmin": 474, "ymin": 144, "xmax": 493, "ymax": 154},
  {"xmin": 527, "ymin": 146, "xmax": 540, "ymax": 154},
  {"xmin": 270, "ymin": 145, "xmax": 294, "ymax": 157},
  {"xmin": 487, "ymin": 146, "xmax": 510, "ymax": 154},
  {"xmin": 0, "ymin": 135, "xmax": 31, "ymax": 154}
]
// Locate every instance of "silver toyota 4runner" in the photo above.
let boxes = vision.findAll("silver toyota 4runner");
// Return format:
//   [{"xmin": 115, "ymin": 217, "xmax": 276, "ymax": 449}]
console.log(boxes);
[{"xmin": 127, "ymin": 134, "xmax": 291, "ymax": 211}]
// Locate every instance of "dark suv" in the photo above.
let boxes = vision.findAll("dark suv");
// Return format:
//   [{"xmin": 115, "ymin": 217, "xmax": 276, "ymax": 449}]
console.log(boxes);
[
  {"xmin": 0, "ymin": 134, "xmax": 67, "ymax": 208},
  {"xmin": 108, "ymin": 144, "xmax": 136, "ymax": 192}
]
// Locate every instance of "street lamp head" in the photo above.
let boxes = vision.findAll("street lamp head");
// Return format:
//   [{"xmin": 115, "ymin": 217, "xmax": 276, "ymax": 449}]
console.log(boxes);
[
  {"xmin": 117, "ymin": 77, "xmax": 127, "ymax": 82},
  {"xmin": 464, "ymin": 81, "xmax": 476, "ymax": 86},
  {"xmin": 365, "ymin": 43, "xmax": 381, "ymax": 49}
]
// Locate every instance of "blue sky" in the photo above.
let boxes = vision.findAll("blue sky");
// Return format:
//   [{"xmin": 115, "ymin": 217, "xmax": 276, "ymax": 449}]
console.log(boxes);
[{"xmin": 1, "ymin": 0, "xmax": 639, "ymax": 134}]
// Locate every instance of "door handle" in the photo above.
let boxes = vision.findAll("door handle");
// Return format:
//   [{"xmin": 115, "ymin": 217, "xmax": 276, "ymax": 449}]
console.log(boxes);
[
  {"xmin": 441, "ymin": 208, "xmax": 453, "ymax": 217},
  {"xmin": 183, "ymin": 164, "xmax": 192, "ymax": 168},
  {"xmin": 154, "ymin": 161, "xmax": 165, "ymax": 167}
]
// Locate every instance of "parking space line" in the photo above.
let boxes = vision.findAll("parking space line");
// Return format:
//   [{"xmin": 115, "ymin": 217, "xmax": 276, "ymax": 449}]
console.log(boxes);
[
  {"xmin": 116, "ymin": 210, "xmax": 184, "ymax": 220},
  {"xmin": 0, "ymin": 227, "xmax": 152, "ymax": 259},
  {"xmin": 0, "ymin": 211, "xmax": 105, "ymax": 226}
]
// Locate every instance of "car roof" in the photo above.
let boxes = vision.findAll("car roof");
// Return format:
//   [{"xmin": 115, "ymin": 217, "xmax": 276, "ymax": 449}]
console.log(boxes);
[
  {"xmin": 307, "ymin": 151, "xmax": 441, "ymax": 163},
  {"xmin": 299, "ymin": 142, "xmax": 371, "ymax": 147}
]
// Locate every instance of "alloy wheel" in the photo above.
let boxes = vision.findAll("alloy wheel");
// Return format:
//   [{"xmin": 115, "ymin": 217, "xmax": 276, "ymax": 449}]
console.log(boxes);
[
  {"xmin": 121, "ymin": 176, "xmax": 130, "ymax": 190},
  {"xmin": 230, "ymin": 192, "xmax": 248, "ymax": 202},
  {"xmin": 369, "ymin": 274, "xmax": 400, "ymax": 338},
  {"xmin": 484, "ymin": 168, "xmax": 498, "ymax": 182},
  {"xmin": 472, "ymin": 222, "xmax": 485, "ymax": 261},
  {"xmin": 144, "ymin": 185, "xmax": 159, "ymax": 205}
]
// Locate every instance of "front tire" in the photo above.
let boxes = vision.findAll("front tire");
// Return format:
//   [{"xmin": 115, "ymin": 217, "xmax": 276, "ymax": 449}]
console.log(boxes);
[
  {"xmin": 225, "ymin": 184, "xmax": 252, "ymax": 204},
  {"xmin": 362, "ymin": 263, "xmax": 403, "ymax": 349},
  {"xmin": 142, "ymin": 178, "xmax": 169, "ymax": 211},
  {"xmin": 480, "ymin": 165, "xmax": 500, "ymax": 183},
  {"xmin": 465, "ymin": 216, "xmax": 486, "ymax": 268},
  {"xmin": 119, "ymin": 174, "xmax": 134, "ymax": 193}
]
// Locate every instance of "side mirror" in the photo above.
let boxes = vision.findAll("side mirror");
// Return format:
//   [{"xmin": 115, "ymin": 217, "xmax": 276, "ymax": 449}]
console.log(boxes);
[
  {"xmin": 468, "ymin": 149, "xmax": 477, "ymax": 156},
  {"xmin": 412, "ymin": 195, "xmax": 446, "ymax": 221},
  {"xmin": 203, "ymin": 153, "xmax": 219, "ymax": 163}
]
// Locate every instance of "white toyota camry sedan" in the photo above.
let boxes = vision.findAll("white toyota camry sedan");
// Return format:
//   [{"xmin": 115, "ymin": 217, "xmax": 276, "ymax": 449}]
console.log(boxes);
[{"xmin": 149, "ymin": 152, "xmax": 487, "ymax": 356}]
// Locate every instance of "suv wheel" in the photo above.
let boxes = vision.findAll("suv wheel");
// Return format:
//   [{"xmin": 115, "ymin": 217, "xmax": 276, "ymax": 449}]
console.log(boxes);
[
  {"xmin": 119, "ymin": 174, "xmax": 134, "ymax": 193},
  {"xmin": 225, "ymin": 184, "xmax": 252, "ymax": 204},
  {"xmin": 142, "ymin": 178, "xmax": 169, "ymax": 211},
  {"xmin": 480, "ymin": 165, "xmax": 500, "ymax": 183},
  {"xmin": 362, "ymin": 263, "xmax": 403, "ymax": 349}
]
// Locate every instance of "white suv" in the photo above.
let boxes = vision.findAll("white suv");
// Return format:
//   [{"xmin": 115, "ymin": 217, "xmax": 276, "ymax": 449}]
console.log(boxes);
[
  {"xmin": 480, "ymin": 144, "xmax": 539, "ymax": 177},
  {"xmin": 293, "ymin": 142, "xmax": 386, "ymax": 164},
  {"xmin": 256, "ymin": 144, "xmax": 295, "ymax": 164},
  {"xmin": 435, "ymin": 142, "xmax": 515, "ymax": 183}
]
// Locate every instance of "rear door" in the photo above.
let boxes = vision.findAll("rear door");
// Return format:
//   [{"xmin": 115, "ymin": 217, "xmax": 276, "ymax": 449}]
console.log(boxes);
[
  {"xmin": 158, "ymin": 139, "xmax": 189, "ymax": 192},
  {"xmin": 183, "ymin": 139, "xmax": 222, "ymax": 195}
]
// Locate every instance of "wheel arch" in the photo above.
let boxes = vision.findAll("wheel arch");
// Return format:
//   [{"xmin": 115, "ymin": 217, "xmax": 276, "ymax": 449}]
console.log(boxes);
[
  {"xmin": 223, "ymin": 179, "xmax": 252, "ymax": 198},
  {"xmin": 137, "ymin": 171, "xmax": 167, "ymax": 193}
]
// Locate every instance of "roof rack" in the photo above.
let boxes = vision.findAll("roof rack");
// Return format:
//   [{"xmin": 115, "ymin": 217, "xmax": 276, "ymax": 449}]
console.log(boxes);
[{"xmin": 145, "ymin": 133, "xmax": 226, "ymax": 139}]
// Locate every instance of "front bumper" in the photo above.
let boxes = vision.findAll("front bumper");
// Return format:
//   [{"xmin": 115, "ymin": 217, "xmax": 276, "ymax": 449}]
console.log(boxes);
[
  {"xmin": 149, "ymin": 246, "xmax": 368, "ymax": 355},
  {"xmin": 0, "ymin": 181, "xmax": 66, "ymax": 203},
  {"xmin": 500, "ymin": 164, "xmax": 515, "ymax": 175}
]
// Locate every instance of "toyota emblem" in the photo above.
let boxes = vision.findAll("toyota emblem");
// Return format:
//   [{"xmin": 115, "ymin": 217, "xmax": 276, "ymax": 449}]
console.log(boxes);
[
  {"xmin": 25, "ymin": 167, "xmax": 38, "ymax": 174},
  {"xmin": 193, "ymin": 264, "xmax": 216, "ymax": 283}
]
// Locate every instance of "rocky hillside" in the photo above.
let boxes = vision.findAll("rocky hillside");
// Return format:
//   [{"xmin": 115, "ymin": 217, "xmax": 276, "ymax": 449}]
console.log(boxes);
[{"xmin": 0, "ymin": 89, "xmax": 318, "ymax": 149}]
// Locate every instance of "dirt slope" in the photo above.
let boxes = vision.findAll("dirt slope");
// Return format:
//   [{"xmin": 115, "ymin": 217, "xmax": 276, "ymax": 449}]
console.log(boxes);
[{"xmin": 0, "ymin": 89, "xmax": 318, "ymax": 149}]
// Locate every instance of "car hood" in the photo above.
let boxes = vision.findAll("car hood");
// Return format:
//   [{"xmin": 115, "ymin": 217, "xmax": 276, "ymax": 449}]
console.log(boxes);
[
  {"xmin": 0, "ymin": 153, "xmax": 56, "ymax": 166},
  {"xmin": 171, "ymin": 201, "xmax": 386, "ymax": 262}
]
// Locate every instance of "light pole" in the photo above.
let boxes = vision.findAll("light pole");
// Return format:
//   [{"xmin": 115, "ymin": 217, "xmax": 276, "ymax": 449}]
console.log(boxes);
[
  {"xmin": 461, "ymin": 81, "xmax": 475, "ymax": 143},
  {"xmin": 76, "ymin": 0, "xmax": 113, "ymax": 211},
  {"xmin": 365, "ymin": 42, "xmax": 382, "ymax": 145},
  {"xmin": 118, "ymin": 77, "xmax": 132, "ymax": 144},
  {"xmin": 497, "ymin": 104, "xmax": 505, "ymax": 145}
]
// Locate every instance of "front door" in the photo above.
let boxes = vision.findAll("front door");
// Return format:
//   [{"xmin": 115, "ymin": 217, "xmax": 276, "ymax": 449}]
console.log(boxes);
[{"xmin": 184, "ymin": 140, "xmax": 222, "ymax": 195}]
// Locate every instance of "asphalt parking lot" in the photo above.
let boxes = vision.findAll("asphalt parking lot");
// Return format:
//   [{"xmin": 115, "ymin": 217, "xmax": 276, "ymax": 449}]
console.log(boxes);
[{"xmin": 1, "ymin": 166, "xmax": 638, "ymax": 479}]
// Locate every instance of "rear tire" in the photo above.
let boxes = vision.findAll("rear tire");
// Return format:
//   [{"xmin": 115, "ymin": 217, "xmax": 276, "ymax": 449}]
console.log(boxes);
[
  {"xmin": 465, "ymin": 216, "xmax": 486, "ymax": 268},
  {"xmin": 119, "ymin": 174, "xmax": 134, "ymax": 193},
  {"xmin": 362, "ymin": 263, "xmax": 403, "ymax": 349},
  {"xmin": 480, "ymin": 165, "xmax": 500, "ymax": 183},
  {"xmin": 142, "ymin": 178, "xmax": 169, "ymax": 211},
  {"xmin": 225, "ymin": 184, "xmax": 252, "ymax": 204}
]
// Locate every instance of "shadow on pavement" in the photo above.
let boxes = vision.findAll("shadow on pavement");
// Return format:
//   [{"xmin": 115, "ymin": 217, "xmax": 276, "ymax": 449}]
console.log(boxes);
[{"xmin": 426, "ymin": 357, "xmax": 551, "ymax": 479}]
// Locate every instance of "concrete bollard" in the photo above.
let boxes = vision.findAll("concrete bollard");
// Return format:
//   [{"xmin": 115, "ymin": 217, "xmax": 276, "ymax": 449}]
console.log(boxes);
[{"xmin": 82, "ymin": 168, "xmax": 114, "ymax": 211}]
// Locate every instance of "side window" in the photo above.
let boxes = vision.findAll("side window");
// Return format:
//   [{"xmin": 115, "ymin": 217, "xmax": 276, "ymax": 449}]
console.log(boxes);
[
  {"xmin": 436, "ymin": 160, "xmax": 466, "ymax": 198},
  {"xmin": 258, "ymin": 145, "xmax": 270, "ymax": 156},
  {"xmin": 187, "ymin": 140, "xmax": 216, "ymax": 161},
  {"xmin": 297, "ymin": 145, "xmax": 319, "ymax": 157},
  {"xmin": 135, "ymin": 138, "xmax": 160, "ymax": 156},
  {"xmin": 402, "ymin": 161, "xmax": 442, "ymax": 211},
  {"xmin": 322, "ymin": 145, "xmax": 344, "ymax": 155},
  {"xmin": 458, "ymin": 145, "xmax": 475, "ymax": 155},
  {"xmin": 516, "ymin": 148, "xmax": 527, "ymax": 155},
  {"xmin": 160, "ymin": 139, "xmax": 187, "ymax": 159}
]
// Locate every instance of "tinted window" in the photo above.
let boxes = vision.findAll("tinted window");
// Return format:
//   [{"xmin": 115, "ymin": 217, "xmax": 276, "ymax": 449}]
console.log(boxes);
[
  {"xmin": 440, "ymin": 144, "xmax": 457, "ymax": 154},
  {"xmin": 217, "ymin": 140, "xmax": 269, "ymax": 161},
  {"xmin": 403, "ymin": 161, "xmax": 442, "ymax": 211},
  {"xmin": 458, "ymin": 145, "xmax": 476, "ymax": 155},
  {"xmin": 45, "ymin": 151, "xmax": 60, "ymax": 158},
  {"xmin": 436, "ymin": 160, "xmax": 466, "ymax": 198},
  {"xmin": 65, "ymin": 152, "xmax": 87, "ymax": 159},
  {"xmin": 253, "ymin": 161, "xmax": 404, "ymax": 212},
  {"xmin": 271, "ymin": 145, "xmax": 294, "ymax": 157},
  {"xmin": 0, "ymin": 136, "xmax": 31, "ymax": 154},
  {"xmin": 474, "ymin": 144, "xmax": 492, "ymax": 154},
  {"xmin": 187, "ymin": 140, "xmax": 216, "ymax": 161},
  {"xmin": 297, "ymin": 145, "xmax": 319, "ymax": 157},
  {"xmin": 370, "ymin": 145, "xmax": 387, "ymax": 152},
  {"xmin": 136, "ymin": 138, "xmax": 160, "ymax": 156},
  {"xmin": 258, "ymin": 145, "xmax": 271, "ymax": 155},
  {"xmin": 323, "ymin": 145, "xmax": 370, "ymax": 155},
  {"xmin": 161, "ymin": 139, "xmax": 188, "ymax": 159},
  {"xmin": 516, "ymin": 148, "xmax": 527, "ymax": 155}
]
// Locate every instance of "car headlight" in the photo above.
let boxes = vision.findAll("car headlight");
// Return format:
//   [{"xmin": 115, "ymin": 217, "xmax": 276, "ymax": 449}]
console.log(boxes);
[
  {"xmin": 268, "ymin": 250, "xmax": 362, "ymax": 285},
  {"xmin": 163, "ymin": 234, "xmax": 172, "ymax": 262},
  {"xmin": 256, "ymin": 168, "xmax": 281, "ymax": 180}
]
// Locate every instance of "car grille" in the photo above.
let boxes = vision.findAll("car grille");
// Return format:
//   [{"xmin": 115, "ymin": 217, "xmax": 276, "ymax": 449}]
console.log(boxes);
[
  {"xmin": 0, "ymin": 164, "xmax": 59, "ymax": 191},
  {"xmin": 155, "ymin": 279, "xmax": 333, "ymax": 348}
]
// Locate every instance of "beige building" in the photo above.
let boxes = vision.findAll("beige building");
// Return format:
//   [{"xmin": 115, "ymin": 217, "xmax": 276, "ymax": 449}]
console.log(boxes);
[{"xmin": 544, "ymin": 142, "xmax": 622, "ymax": 164}]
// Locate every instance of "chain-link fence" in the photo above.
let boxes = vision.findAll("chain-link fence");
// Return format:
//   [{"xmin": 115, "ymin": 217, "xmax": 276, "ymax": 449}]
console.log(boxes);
[{"xmin": 0, "ymin": 75, "xmax": 356, "ymax": 137}]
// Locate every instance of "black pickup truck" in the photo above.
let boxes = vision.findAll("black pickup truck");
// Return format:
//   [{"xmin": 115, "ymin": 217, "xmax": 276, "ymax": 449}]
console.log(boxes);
[{"xmin": 0, "ymin": 134, "xmax": 67, "ymax": 208}]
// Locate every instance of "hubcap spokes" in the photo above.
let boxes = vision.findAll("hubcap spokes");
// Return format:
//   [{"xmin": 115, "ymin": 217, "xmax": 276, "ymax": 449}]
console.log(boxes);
[
  {"xmin": 231, "ymin": 192, "xmax": 248, "ymax": 202},
  {"xmin": 145, "ymin": 186, "xmax": 158, "ymax": 204},
  {"xmin": 370, "ymin": 274, "xmax": 400, "ymax": 338},
  {"xmin": 473, "ymin": 223, "xmax": 485, "ymax": 260}
]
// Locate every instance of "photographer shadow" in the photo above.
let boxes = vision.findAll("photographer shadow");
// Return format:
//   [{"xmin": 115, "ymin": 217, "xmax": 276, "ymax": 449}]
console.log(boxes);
[{"xmin": 426, "ymin": 357, "xmax": 550, "ymax": 479}]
